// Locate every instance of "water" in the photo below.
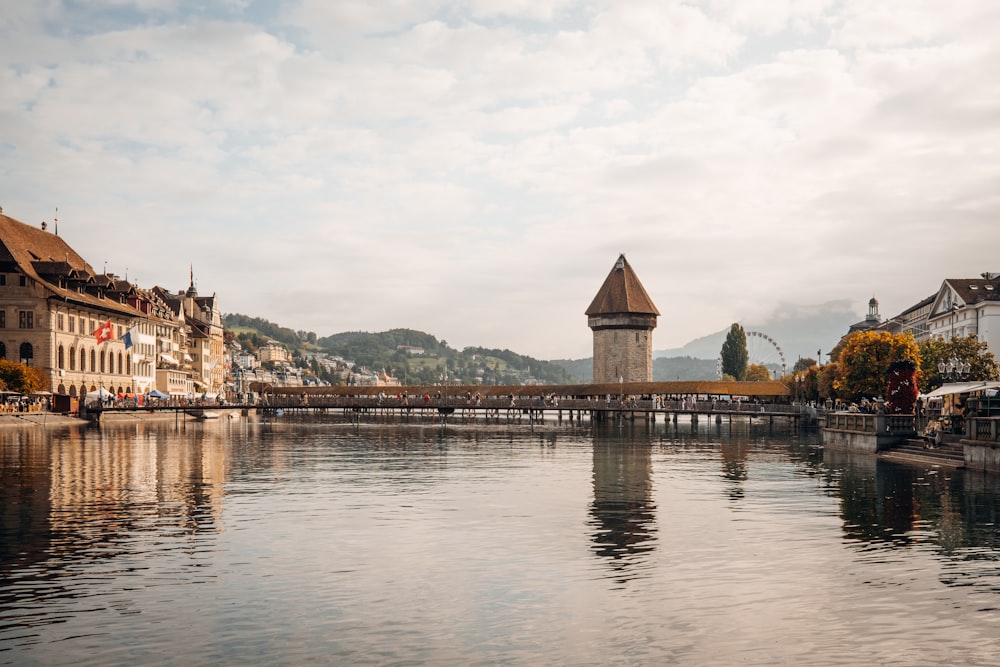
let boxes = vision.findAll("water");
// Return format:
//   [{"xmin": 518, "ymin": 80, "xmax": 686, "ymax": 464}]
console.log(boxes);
[{"xmin": 3, "ymin": 415, "xmax": 1000, "ymax": 666}]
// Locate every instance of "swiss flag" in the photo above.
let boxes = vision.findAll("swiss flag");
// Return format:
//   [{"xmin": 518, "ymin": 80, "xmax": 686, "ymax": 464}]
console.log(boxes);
[{"xmin": 94, "ymin": 319, "xmax": 114, "ymax": 344}]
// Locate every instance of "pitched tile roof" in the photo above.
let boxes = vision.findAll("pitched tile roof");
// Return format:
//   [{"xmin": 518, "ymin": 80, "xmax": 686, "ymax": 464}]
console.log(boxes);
[
  {"xmin": 585, "ymin": 254, "xmax": 660, "ymax": 316},
  {"xmin": 945, "ymin": 277, "xmax": 1000, "ymax": 305},
  {"xmin": 0, "ymin": 212, "xmax": 142, "ymax": 317}
]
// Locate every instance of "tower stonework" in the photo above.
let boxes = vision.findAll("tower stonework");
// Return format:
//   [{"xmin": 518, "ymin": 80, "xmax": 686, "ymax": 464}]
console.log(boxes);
[{"xmin": 586, "ymin": 254, "xmax": 659, "ymax": 384}]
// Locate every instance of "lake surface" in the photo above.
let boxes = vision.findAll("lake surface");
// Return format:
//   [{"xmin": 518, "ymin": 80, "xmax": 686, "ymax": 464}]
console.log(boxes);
[{"xmin": 3, "ymin": 414, "xmax": 1000, "ymax": 666}]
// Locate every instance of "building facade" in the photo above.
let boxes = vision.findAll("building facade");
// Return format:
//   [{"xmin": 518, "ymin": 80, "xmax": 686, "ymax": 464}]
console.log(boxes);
[
  {"xmin": 0, "ymin": 211, "xmax": 226, "ymax": 399},
  {"xmin": 586, "ymin": 254, "xmax": 659, "ymax": 384},
  {"xmin": 926, "ymin": 275, "xmax": 1000, "ymax": 349},
  {"xmin": 0, "ymin": 213, "xmax": 143, "ymax": 396}
]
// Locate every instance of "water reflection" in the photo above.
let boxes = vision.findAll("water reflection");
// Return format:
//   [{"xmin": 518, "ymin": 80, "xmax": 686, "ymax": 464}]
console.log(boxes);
[
  {"xmin": 822, "ymin": 448, "xmax": 1000, "ymax": 597},
  {"xmin": 589, "ymin": 431, "xmax": 656, "ymax": 583},
  {"xmin": 0, "ymin": 422, "xmax": 229, "ymax": 610}
]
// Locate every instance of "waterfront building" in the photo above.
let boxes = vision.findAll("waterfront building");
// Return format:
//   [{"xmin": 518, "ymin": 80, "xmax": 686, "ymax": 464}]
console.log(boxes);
[
  {"xmin": 925, "ymin": 275, "xmax": 1000, "ymax": 350},
  {"xmin": 586, "ymin": 254, "xmax": 659, "ymax": 384},
  {"xmin": 153, "ymin": 278, "xmax": 226, "ymax": 396},
  {"xmin": 0, "ymin": 209, "xmax": 228, "ymax": 399},
  {"xmin": 0, "ymin": 212, "xmax": 142, "ymax": 396},
  {"xmin": 862, "ymin": 273, "xmax": 1000, "ymax": 354}
]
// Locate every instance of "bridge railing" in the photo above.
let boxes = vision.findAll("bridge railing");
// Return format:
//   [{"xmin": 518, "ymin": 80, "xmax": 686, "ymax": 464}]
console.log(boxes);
[{"xmin": 257, "ymin": 395, "xmax": 802, "ymax": 414}]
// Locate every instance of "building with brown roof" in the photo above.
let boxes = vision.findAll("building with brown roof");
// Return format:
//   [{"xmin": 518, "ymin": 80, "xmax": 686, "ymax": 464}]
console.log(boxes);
[
  {"xmin": 927, "ymin": 275, "xmax": 1000, "ymax": 348},
  {"xmin": 586, "ymin": 254, "xmax": 660, "ymax": 384},
  {"xmin": 152, "ymin": 278, "xmax": 225, "ymax": 396},
  {"xmin": 862, "ymin": 273, "xmax": 1000, "ymax": 354},
  {"xmin": 0, "ymin": 211, "xmax": 143, "ymax": 397}
]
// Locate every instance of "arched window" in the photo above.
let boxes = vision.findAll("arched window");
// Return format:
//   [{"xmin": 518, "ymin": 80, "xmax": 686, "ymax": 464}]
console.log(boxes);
[
  {"xmin": 69, "ymin": 347, "xmax": 76, "ymax": 371},
  {"xmin": 69, "ymin": 385, "xmax": 77, "ymax": 397},
  {"xmin": 117, "ymin": 352, "xmax": 123, "ymax": 374},
  {"xmin": 100, "ymin": 350, "xmax": 106, "ymax": 373},
  {"xmin": 126, "ymin": 354, "xmax": 131, "ymax": 375},
  {"xmin": 58, "ymin": 345, "xmax": 65, "ymax": 369},
  {"xmin": 19, "ymin": 342, "xmax": 33, "ymax": 365},
  {"xmin": 79, "ymin": 347, "xmax": 86, "ymax": 372},
  {"xmin": 57, "ymin": 383, "xmax": 66, "ymax": 395},
  {"xmin": 90, "ymin": 349, "xmax": 96, "ymax": 371}
]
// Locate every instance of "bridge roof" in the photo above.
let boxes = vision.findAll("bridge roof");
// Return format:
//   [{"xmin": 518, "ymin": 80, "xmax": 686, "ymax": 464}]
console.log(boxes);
[
  {"xmin": 585, "ymin": 254, "xmax": 660, "ymax": 317},
  {"xmin": 271, "ymin": 380, "xmax": 790, "ymax": 398}
]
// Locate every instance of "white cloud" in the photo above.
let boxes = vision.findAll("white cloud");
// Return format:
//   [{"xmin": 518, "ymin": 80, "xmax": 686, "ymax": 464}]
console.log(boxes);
[{"xmin": 2, "ymin": 0, "xmax": 1000, "ymax": 359}]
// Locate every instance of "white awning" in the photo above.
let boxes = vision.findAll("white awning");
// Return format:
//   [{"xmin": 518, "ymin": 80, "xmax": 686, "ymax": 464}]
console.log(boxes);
[
  {"xmin": 922, "ymin": 382, "xmax": 1000, "ymax": 399},
  {"xmin": 160, "ymin": 353, "xmax": 179, "ymax": 365}
]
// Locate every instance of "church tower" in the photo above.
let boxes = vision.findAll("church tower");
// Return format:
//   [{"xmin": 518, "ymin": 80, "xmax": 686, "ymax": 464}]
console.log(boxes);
[{"xmin": 586, "ymin": 254, "xmax": 660, "ymax": 384}]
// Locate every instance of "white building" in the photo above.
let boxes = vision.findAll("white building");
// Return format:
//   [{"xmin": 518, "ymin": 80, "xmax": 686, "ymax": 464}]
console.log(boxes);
[{"xmin": 926, "ymin": 275, "xmax": 1000, "ymax": 350}]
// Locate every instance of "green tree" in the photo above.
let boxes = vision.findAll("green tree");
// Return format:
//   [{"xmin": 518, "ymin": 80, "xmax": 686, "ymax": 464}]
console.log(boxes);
[
  {"xmin": 720, "ymin": 323, "xmax": 749, "ymax": 381},
  {"xmin": 834, "ymin": 331, "xmax": 921, "ymax": 401},
  {"xmin": 918, "ymin": 335, "xmax": 1000, "ymax": 392}
]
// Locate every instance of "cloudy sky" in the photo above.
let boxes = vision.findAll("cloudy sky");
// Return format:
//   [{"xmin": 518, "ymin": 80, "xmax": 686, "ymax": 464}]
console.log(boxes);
[{"xmin": 2, "ymin": 1, "xmax": 998, "ymax": 360}]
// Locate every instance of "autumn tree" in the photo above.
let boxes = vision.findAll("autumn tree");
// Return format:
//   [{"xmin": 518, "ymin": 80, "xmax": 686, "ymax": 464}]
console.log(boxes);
[
  {"xmin": 818, "ymin": 362, "xmax": 840, "ymax": 401},
  {"xmin": 745, "ymin": 363, "xmax": 771, "ymax": 382},
  {"xmin": 834, "ymin": 331, "xmax": 921, "ymax": 401},
  {"xmin": 0, "ymin": 360, "xmax": 48, "ymax": 394},
  {"xmin": 720, "ymin": 323, "xmax": 748, "ymax": 381},
  {"xmin": 918, "ymin": 334, "xmax": 1000, "ymax": 392}
]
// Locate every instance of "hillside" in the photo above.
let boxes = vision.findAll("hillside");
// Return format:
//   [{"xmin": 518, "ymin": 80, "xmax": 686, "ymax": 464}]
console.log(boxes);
[{"xmin": 224, "ymin": 315, "xmax": 578, "ymax": 385}]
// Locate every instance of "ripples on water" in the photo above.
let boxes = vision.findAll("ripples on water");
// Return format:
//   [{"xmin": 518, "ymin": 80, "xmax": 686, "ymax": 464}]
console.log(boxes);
[{"xmin": 3, "ymin": 415, "xmax": 1000, "ymax": 665}]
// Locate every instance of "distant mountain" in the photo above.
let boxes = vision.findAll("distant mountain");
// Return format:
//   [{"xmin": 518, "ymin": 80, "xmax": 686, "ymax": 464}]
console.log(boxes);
[
  {"xmin": 655, "ymin": 300, "xmax": 859, "ymax": 366},
  {"xmin": 551, "ymin": 300, "xmax": 860, "ymax": 381},
  {"xmin": 549, "ymin": 356, "xmax": 717, "ymax": 383}
]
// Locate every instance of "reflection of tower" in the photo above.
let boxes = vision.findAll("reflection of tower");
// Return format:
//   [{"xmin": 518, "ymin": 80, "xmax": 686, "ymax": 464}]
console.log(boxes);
[
  {"xmin": 587, "ymin": 254, "xmax": 659, "ymax": 384},
  {"xmin": 590, "ymin": 439, "xmax": 656, "ymax": 582}
]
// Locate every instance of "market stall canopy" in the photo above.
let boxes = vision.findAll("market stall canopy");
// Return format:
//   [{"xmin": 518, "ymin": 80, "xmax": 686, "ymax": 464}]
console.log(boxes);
[
  {"xmin": 148, "ymin": 389, "xmax": 169, "ymax": 398},
  {"xmin": 923, "ymin": 382, "xmax": 1000, "ymax": 399}
]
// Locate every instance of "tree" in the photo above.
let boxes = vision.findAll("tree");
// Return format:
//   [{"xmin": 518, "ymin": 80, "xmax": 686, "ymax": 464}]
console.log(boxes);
[
  {"xmin": 818, "ymin": 362, "xmax": 840, "ymax": 401},
  {"xmin": 0, "ymin": 360, "xmax": 48, "ymax": 394},
  {"xmin": 834, "ymin": 331, "xmax": 921, "ymax": 401},
  {"xmin": 745, "ymin": 364, "xmax": 771, "ymax": 382},
  {"xmin": 720, "ymin": 323, "xmax": 749, "ymax": 381},
  {"xmin": 918, "ymin": 334, "xmax": 1000, "ymax": 393}
]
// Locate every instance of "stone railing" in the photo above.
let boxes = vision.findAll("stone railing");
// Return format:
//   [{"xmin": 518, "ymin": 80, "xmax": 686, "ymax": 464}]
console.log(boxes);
[
  {"xmin": 824, "ymin": 412, "xmax": 915, "ymax": 434},
  {"xmin": 966, "ymin": 417, "xmax": 1000, "ymax": 442}
]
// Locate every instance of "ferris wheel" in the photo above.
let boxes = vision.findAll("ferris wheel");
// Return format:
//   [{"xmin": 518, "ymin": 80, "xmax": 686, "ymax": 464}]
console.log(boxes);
[{"xmin": 717, "ymin": 330, "xmax": 787, "ymax": 378}]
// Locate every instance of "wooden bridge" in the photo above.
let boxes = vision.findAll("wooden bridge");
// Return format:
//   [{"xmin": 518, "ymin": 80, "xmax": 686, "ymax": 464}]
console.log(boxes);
[{"xmin": 87, "ymin": 380, "xmax": 814, "ymax": 428}]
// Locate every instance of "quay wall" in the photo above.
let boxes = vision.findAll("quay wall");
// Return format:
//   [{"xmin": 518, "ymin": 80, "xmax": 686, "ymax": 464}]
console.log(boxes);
[
  {"xmin": 963, "ymin": 417, "xmax": 1000, "ymax": 473},
  {"xmin": 822, "ymin": 412, "xmax": 914, "ymax": 453}
]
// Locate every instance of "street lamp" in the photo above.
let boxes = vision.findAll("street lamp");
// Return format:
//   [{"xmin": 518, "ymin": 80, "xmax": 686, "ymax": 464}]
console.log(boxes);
[{"xmin": 938, "ymin": 355, "xmax": 971, "ymax": 381}]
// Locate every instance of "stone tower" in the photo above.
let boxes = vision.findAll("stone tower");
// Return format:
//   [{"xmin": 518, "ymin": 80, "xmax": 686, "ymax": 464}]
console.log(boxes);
[{"xmin": 586, "ymin": 254, "xmax": 659, "ymax": 384}]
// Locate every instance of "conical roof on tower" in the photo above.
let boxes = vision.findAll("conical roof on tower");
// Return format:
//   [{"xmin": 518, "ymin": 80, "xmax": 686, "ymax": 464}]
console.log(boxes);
[{"xmin": 585, "ymin": 254, "xmax": 660, "ymax": 317}]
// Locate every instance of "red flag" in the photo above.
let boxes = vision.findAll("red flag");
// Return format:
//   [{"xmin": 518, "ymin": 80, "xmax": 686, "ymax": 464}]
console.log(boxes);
[{"xmin": 94, "ymin": 319, "xmax": 114, "ymax": 344}]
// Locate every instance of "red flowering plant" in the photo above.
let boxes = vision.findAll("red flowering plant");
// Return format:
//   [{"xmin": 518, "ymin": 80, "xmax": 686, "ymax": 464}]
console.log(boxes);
[{"xmin": 885, "ymin": 359, "xmax": 919, "ymax": 414}]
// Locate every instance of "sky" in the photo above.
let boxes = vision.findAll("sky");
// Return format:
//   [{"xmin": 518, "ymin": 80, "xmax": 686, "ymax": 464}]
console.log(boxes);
[{"xmin": 2, "ymin": 1, "xmax": 999, "ymax": 360}]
